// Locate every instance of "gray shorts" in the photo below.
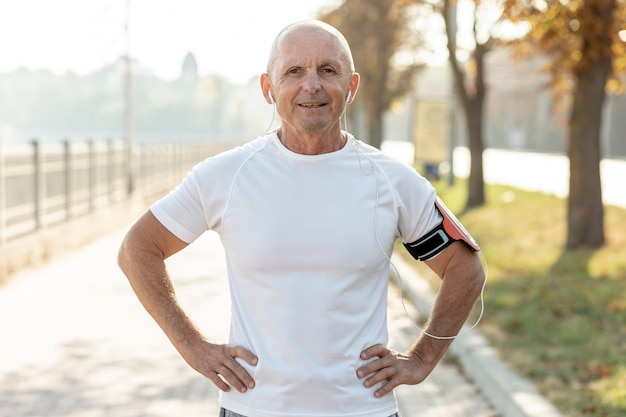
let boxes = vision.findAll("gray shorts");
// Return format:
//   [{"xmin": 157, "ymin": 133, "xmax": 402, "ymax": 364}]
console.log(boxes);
[{"xmin": 219, "ymin": 408, "xmax": 400, "ymax": 417}]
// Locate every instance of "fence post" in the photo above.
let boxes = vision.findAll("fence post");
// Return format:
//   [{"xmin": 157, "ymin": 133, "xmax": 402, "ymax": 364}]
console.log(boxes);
[
  {"xmin": 88, "ymin": 140, "xmax": 95, "ymax": 212},
  {"xmin": 0, "ymin": 140, "xmax": 6, "ymax": 245},
  {"xmin": 64, "ymin": 140, "xmax": 72, "ymax": 220},
  {"xmin": 107, "ymin": 139, "xmax": 114, "ymax": 202},
  {"xmin": 125, "ymin": 139, "xmax": 134, "ymax": 196},
  {"xmin": 32, "ymin": 139, "xmax": 44, "ymax": 230}
]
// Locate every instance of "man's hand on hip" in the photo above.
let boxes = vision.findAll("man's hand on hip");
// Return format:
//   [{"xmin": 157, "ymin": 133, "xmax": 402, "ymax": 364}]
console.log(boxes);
[{"xmin": 356, "ymin": 344, "xmax": 431, "ymax": 398}]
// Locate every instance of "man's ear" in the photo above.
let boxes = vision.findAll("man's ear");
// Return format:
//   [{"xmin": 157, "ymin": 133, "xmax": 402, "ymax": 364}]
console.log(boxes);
[
  {"xmin": 347, "ymin": 72, "xmax": 360, "ymax": 103},
  {"xmin": 260, "ymin": 73, "xmax": 274, "ymax": 105}
]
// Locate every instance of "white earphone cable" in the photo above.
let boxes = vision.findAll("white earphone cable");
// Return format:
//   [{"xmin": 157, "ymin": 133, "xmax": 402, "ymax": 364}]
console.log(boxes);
[{"xmin": 352, "ymin": 136, "xmax": 487, "ymax": 340}]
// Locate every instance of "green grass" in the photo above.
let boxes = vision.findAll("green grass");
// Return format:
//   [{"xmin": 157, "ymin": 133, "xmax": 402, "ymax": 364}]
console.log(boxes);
[{"xmin": 404, "ymin": 178, "xmax": 626, "ymax": 417}]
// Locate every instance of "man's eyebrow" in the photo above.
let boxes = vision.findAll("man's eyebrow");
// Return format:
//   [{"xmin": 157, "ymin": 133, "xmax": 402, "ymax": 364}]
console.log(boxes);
[{"xmin": 275, "ymin": 60, "xmax": 345, "ymax": 76}]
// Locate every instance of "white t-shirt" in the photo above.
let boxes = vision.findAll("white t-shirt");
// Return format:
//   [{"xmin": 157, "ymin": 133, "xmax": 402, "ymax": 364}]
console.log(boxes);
[{"xmin": 151, "ymin": 132, "xmax": 441, "ymax": 417}]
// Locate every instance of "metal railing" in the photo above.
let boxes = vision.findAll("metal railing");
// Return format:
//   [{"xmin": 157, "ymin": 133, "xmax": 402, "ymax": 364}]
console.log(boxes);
[{"xmin": 0, "ymin": 139, "xmax": 233, "ymax": 243}]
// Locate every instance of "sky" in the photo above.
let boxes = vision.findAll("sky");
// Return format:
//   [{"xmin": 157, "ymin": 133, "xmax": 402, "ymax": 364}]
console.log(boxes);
[{"xmin": 0, "ymin": 0, "xmax": 342, "ymax": 85}]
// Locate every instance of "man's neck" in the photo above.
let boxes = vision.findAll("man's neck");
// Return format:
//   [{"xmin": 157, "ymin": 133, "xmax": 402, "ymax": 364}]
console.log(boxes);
[{"xmin": 277, "ymin": 128, "xmax": 347, "ymax": 155}]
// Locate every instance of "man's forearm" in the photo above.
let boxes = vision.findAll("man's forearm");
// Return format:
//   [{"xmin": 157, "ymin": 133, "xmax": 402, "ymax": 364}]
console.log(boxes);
[
  {"xmin": 411, "ymin": 249, "xmax": 485, "ymax": 369},
  {"xmin": 118, "ymin": 237, "xmax": 204, "ymax": 352}
]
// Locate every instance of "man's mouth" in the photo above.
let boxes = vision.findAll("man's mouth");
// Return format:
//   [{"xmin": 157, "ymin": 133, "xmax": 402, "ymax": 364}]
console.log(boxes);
[{"xmin": 299, "ymin": 103, "xmax": 327, "ymax": 108}]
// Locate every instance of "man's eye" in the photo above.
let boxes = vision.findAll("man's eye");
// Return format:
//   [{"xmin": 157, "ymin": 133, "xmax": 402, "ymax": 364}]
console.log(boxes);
[
  {"xmin": 322, "ymin": 68, "xmax": 335, "ymax": 74},
  {"xmin": 288, "ymin": 68, "xmax": 300, "ymax": 74}
]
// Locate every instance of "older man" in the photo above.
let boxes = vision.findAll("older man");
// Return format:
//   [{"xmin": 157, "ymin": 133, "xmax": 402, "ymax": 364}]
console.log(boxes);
[{"xmin": 118, "ymin": 19, "xmax": 485, "ymax": 417}]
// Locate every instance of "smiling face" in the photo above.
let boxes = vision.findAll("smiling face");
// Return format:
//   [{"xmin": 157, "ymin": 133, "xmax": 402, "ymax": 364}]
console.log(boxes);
[{"xmin": 261, "ymin": 21, "xmax": 359, "ymax": 153}]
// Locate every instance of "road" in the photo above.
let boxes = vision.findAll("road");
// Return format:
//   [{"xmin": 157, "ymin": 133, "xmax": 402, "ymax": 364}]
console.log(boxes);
[{"xmin": 381, "ymin": 142, "xmax": 626, "ymax": 209}]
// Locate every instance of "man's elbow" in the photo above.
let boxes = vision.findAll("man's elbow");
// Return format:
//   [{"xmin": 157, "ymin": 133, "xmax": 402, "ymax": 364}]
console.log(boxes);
[
  {"xmin": 117, "ymin": 230, "xmax": 146, "ymax": 277},
  {"xmin": 467, "ymin": 252, "xmax": 486, "ymax": 297},
  {"xmin": 117, "ymin": 235, "xmax": 133, "ymax": 275}
]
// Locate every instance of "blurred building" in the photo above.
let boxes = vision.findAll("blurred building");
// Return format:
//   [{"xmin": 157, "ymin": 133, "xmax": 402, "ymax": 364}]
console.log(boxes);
[{"xmin": 384, "ymin": 48, "xmax": 626, "ymax": 159}]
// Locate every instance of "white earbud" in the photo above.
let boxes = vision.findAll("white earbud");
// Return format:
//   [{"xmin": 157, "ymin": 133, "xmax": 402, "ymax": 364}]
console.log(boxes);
[
  {"xmin": 268, "ymin": 91, "xmax": 275, "ymax": 104},
  {"xmin": 346, "ymin": 91, "xmax": 352, "ymax": 103}
]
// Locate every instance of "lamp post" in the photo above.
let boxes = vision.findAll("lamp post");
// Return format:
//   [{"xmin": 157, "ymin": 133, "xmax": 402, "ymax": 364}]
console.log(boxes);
[{"xmin": 124, "ymin": 0, "xmax": 133, "ymax": 195}]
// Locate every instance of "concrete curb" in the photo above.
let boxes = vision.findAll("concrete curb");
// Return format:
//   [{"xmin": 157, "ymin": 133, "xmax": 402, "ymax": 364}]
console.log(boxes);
[{"xmin": 391, "ymin": 253, "xmax": 563, "ymax": 417}]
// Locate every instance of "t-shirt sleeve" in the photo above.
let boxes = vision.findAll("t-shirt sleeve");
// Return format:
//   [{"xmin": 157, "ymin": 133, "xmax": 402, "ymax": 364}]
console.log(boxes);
[
  {"xmin": 149, "ymin": 140, "xmax": 264, "ymax": 243},
  {"xmin": 150, "ymin": 169, "xmax": 209, "ymax": 243},
  {"xmin": 395, "ymin": 169, "xmax": 443, "ymax": 245}
]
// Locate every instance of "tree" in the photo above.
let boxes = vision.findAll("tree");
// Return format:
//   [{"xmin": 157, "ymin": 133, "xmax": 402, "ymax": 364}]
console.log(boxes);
[
  {"xmin": 319, "ymin": 0, "xmax": 425, "ymax": 149},
  {"xmin": 501, "ymin": 0, "xmax": 626, "ymax": 248},
  {"xmin": 441, "ymin": 0, "xmax": 497, "ymax": 208}
]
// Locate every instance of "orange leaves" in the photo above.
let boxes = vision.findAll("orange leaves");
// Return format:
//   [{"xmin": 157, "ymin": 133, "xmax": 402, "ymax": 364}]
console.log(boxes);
[{"xmin": 502, "ymin": 0, "xmax": 625, "ymax": 98}]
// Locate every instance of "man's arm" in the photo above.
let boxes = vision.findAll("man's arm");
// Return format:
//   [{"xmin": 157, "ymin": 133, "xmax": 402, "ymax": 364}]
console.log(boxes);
[
  {"xmin": 117, "ymin": 210, "xmax": 257, "ymax": 393},
  {"xmin": 357, "ymin": 241, "xmax": 485, "ymax": 397}
]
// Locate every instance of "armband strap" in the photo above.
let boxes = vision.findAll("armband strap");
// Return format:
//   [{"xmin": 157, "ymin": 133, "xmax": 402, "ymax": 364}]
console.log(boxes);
[
  {"xmin": 404, "ymin": 197, "xmax": 480, "ymax": 261},
  {"xmin": 404, "ymin": 222, "xmax": 452, "ymax": 261}
]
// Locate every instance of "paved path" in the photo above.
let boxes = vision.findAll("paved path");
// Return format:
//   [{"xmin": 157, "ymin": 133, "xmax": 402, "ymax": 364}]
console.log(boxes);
[
  {"xmin": 456, "ymin": 147, "xmax": 626, "ymax": 209},
  {"xmin": 0, "ymin": 227, "xmax": 496, "ymax": 417}
]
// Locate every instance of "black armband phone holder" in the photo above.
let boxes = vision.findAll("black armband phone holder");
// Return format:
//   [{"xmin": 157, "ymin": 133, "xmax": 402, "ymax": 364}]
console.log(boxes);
[{"xmin": 404, "ymin": 197, "xmax": 480, "ymax": 261}]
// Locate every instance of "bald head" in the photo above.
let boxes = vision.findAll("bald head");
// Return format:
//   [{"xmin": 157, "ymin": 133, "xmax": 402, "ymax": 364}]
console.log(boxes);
[{"xmin": 266, "ymin": 20, "xmax": 355, "ymax": 76}]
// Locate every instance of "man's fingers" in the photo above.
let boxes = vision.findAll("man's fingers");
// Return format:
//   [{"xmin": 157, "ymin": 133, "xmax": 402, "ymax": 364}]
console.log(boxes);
[
  {"xmin": 217, "ymin": 362, "xmax": 250, "ymax": 393},
  {"xmin": 219, "ymin": 345, "xmax": 257, "ymax": 391},
  {"xmin": 373, "ymin": 378, "xmax": 400, "ymax": 398},
  {"xmin": 363, "ymin": 366, "xmax": 394, "ymax": 388},
  {"xmin": 230, "ymin": 345, "xmax": 259, "ymax": 367},
  {"xmin": 357, "ymin": 347, "xmax": 429, "ymax": 398},
  {"xmin": 356, "ymin": 344, "xmax": 389, "ymax": 378},
  {"xmin": 183, "ymin": 342, "xmax": 257, "ymax": 393},
  {"xmin": 206, "ymin": 371, "xmax": 231, "ymax": 392},
  {"xmin": 360, "ymin": 344, "xmax": 388, "ymax": 360}
]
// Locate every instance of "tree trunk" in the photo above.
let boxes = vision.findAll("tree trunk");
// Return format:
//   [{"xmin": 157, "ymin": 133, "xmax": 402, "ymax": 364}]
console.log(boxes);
[
  {"xmin": 443, "ymin": 0, "xmax": 488, "ymax": 209},
  {"xmin": 566, "ymin": 59, "xmax": 610, "ymax": 248},
  {"xmin": 367, "ymin": 109, "xmax": 384, "ymax": 150},
  {"xmin": 465, "ymin": 94, "xmax": 486, "ymax": 208}
]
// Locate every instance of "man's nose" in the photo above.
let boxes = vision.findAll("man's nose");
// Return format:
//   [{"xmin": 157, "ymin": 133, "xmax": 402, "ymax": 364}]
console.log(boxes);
[{"xmin": 302, "ymin": 71, "xmax": 322, "ymax": 92}]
